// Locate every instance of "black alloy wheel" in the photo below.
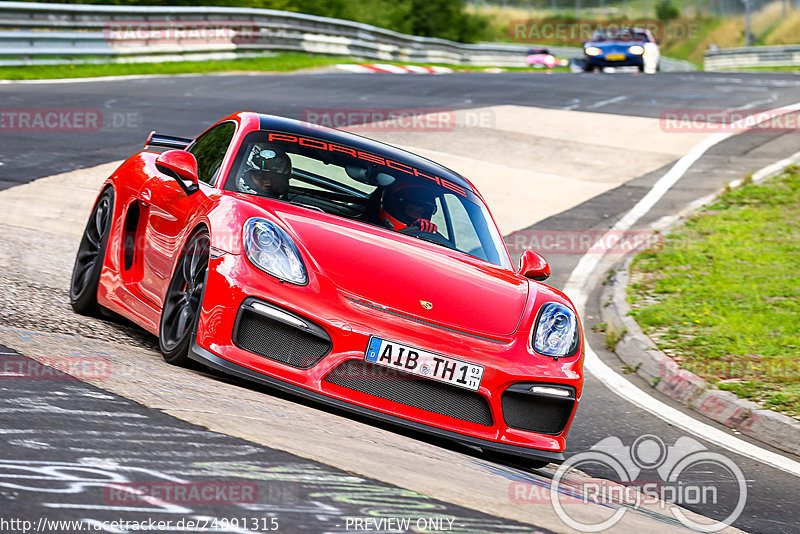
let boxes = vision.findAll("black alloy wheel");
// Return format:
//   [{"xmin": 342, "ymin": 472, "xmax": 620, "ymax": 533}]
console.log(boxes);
[
  {"xmin": 70, "ymin": 188, "xmax": 114, "ymax": 315},
  {"xmin": 159, "ymin": 230, "xmax": 210, "ymax": 365}
]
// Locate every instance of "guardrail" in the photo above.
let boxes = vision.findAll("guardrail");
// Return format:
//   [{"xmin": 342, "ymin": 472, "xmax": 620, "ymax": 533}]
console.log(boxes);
[
  {"xmin": 0, "ymin": 1, "xmax": 694, "ymax": 71},
  {"xmin": 705, "ymin": 44, "xmax": 800, "ymax": 71}
]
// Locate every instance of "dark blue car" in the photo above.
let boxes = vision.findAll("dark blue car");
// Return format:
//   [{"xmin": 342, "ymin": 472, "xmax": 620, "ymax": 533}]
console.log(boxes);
[{"xmin": 583, "ymin": 27, "xmax": 660, "ymax": 73}]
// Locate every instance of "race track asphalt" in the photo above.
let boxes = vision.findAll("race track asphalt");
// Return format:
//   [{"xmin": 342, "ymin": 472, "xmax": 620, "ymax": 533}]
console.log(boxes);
[{"xmin": 1, "ymin": 70, "xmax": 799, "ymax": 533}]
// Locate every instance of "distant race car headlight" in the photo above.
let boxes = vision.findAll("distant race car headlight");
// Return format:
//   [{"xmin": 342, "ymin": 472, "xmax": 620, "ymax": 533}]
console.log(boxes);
[
  {"xmin": 533, "ymin": 302, "xmax": 579, "ymax": 359},
  {"xmin": 243, "ymin": 218, "xmax": 307, "ymax": 285},
  {"xmin": 628, "ymin": 45, "xmax": 645, "ymax": 55},
  {"xmin": 584, "ymin": 47, "xmax": 602, "ymax": 56}
]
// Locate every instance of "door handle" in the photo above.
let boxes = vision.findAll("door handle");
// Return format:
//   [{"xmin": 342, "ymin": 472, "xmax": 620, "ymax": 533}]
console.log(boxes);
[{"xmin": 141, "ymin": 188, "xmax": 151, "ymax": 202}]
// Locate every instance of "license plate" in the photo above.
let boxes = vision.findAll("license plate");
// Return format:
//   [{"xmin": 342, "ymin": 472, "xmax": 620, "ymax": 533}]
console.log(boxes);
[
  {"xmin": 606, "ymin": 53, "xmax": 626, "ymax": 61},
  {"xmin": 365, "ymin": 337, "xmax": 483, "ymax": 391}
]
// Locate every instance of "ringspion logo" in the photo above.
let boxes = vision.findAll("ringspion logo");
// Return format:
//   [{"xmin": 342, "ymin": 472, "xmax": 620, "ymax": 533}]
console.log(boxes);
[{"xmin": 531, "ymin": 434, "xmax": 748, "ymax": 532}]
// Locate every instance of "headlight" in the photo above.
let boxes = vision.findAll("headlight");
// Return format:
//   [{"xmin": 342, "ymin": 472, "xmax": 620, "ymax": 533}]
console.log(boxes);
[
  {"xmin": 585, "ymin": 47, "xmax": 602, "ymax": 56},
  {"xmin": 629, "ymin": 45, "xmax": 644, "ymax": 55},
  {"xmin": 533, "ymin": 302, "xmax": 579, "ymax": 359},
  {"xmin": 243, "ymin": 218, "xmax": 307, "ymax": 285}
]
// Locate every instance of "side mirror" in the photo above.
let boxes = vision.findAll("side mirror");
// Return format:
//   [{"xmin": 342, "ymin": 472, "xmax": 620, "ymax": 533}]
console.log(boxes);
[
  {"xmin": 155, "ymin": 150, "xmax": 199, "ymax": 195},
  {"xmin": 518, "ymin": 250, "xmax": 550, "ymax": 281}
]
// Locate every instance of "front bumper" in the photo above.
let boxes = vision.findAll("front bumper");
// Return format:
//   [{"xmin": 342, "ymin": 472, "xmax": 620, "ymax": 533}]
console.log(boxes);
[
  {"xmin": 585, "ymin": 55, "xmax": 643, "ymax": 68},
  {"xmin": 194, "ymin": 253, "xmax": 583, "ymax": 462}
]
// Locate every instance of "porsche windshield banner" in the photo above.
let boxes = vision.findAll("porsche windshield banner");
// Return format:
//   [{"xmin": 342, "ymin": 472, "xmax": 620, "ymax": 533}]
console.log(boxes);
[{"xmin": 266, "ymin": 132, "xmax": 469, "ymax": 198}]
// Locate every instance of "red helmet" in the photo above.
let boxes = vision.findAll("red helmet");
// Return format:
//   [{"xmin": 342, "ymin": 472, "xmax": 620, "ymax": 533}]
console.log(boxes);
[{"xmin": 380, "ymin": 183, "xmax": 438, "ymax": 231}]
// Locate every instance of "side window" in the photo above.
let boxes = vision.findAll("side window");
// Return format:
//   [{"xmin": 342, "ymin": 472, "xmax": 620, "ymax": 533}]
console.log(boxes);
[
  {"xmin": 188, "ymin": 122, "xmax": 236, "ymax": 185},
  {"xmin": 430, "ymin": 197, "xmax": 448, "ymax": 240},
  {"xmin": 442, "ymin": 193, "xmax": 482, "ymax": 256}
]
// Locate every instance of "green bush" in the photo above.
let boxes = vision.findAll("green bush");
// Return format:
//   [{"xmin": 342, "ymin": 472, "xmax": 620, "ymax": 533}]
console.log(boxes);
[
  {"xmin": 656, "ymin": 0, "xmax": 681, "ymax": 21},
  {"xmin": 15, "ymin": 0, "xmax": 488, "ymax": 43}
]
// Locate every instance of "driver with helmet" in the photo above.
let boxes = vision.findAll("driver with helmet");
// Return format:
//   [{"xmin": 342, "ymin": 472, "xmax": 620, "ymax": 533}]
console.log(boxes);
[
  {"xmin": 380, "ymin": 183, "xmax": 439, "ymax": 234},
  {"xmin": 237, "ymin": 144, "xmax": 292, "ymax": 199}
]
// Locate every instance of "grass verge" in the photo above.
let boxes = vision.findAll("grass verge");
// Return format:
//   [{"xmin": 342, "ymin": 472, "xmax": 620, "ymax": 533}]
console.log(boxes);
[
  {"xmin": 0, "ymin": 54, "xmax": 350, "ymax": 80},
  {"xmin": 0, "ymin": 53, "xmax": 569, "ymax": 81},
  {"xmin": 628, "ymin": 166, "xmax": 800, "ymax": 419}
]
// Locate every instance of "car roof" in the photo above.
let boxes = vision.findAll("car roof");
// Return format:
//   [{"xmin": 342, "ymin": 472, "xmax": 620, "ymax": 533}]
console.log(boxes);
[{"xmin": 255, "ymin": 113, "xmax": 474, "ymax": 191}]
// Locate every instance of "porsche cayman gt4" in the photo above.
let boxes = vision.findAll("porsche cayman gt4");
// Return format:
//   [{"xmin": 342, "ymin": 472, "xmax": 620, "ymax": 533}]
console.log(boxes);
[{"xmin": 70, "ymin": 112, "xmax": 584, "ymax": 465}]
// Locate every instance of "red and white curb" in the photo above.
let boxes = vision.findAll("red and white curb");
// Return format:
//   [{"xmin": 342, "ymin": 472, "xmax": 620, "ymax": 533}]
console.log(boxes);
[{"xmin": 336, "ymin": 64, "xmax": 454, "ymax": 74}]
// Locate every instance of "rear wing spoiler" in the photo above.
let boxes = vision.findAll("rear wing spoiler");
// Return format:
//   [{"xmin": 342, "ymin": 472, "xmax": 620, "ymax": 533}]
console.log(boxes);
[{"xmin": 144, "ymin": 130, "xmax": 193, "ymax": 150}]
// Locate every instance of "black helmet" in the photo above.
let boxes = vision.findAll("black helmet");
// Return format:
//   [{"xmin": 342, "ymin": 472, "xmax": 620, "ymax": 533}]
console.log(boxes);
[
  {"xmin": 238, "ymin": 144, "xmax": 292, "ymax": 196},
  {"xmin": 252, "ymin": 147, "xmax": 291, "ymax": 174},
  {"xmin": 381, "ymin": 183, "xmax": 437, "ymax": 229}
]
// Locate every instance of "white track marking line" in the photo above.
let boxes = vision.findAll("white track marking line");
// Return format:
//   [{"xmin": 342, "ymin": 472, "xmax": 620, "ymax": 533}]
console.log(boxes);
[
  {"xmin": 650, "ymin": 149, "xmax": 800, "ymax": 232},
  {"xmin": 0, "ymin": 73, "xmax": 210, "ymax": 85},
  {"xmin": 564, "ymin": 103, "xmax": 800, "ymax": 477},
  {"xmin": 587, "ymin": 95, "xmax": 628, "ymax": 109},
  {"xmin": 582, "ymin": 345, "xmax": 800, "ymax": 478}
]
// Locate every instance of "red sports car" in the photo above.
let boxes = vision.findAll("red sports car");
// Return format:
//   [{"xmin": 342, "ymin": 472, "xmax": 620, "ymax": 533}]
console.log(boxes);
[{"xmin": 70, "ymin": 112, "xmax": 584, "ymax": 465}]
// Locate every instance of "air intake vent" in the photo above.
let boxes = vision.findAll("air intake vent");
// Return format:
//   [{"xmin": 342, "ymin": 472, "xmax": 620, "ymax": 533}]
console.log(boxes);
[
  {"xmin": 325, "ymin": 359, "xmax": 493, "ymax": 426},
  {"xmin": 234, "ymin": 304, "xmax": 331, "ymax": 369},
  {"xmin": 501, "ymin": 384, "xmax": 575, "ymax": 435}
]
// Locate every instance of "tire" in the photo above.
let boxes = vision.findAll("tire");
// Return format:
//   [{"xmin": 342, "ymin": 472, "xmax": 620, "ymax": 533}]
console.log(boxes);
[
  {"xmin": 159, "ymin": 229, "xmax": 210, "ymax": 366},
  {"xmin": 70, "ymin": 188, "xmax": 114, "ymax": 316}
]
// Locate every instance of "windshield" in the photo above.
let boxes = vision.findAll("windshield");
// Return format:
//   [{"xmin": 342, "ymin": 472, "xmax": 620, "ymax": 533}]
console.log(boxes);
[
  {"xmin": 591, "ymin": 28, "xmax": 649, "ymax": 42},
  {"xmin": 225, "ymin": 130, "xmax": 512, "ymax": 270}
]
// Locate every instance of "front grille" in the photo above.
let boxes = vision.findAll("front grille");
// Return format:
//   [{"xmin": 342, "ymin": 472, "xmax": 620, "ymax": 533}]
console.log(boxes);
[
  {"xmin": 324, "ymin": 360, "xmax": 493, "ymax": 426},
  {"xmin": 234, "ymin": 308, "xmax": 331, "ymax": 369},
  {"xmin": 501, "ymin": 387, "xmax": 575, "ymax": 435}
]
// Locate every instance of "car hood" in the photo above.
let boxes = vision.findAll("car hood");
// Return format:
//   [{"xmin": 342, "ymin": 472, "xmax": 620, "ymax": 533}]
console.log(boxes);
[
  {"xmin": 588, "ymin": 41, "xmax": 643, "ymax": 51},
  {"xmin": 275, "ymin": 208, "xmax": 529, "ymax": 339}
]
